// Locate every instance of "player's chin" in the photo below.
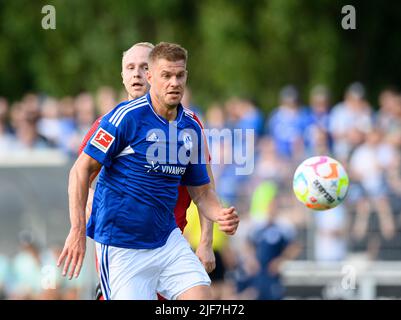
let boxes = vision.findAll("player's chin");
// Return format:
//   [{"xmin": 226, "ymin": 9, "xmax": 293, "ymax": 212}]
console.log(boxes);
[
  {"xmin": 129, "ymin": 88, "xmax": 147, "ymax": 99},
  {"xmin": 165, "ymin": 93, "xmax": 182, "ymax": 106}
]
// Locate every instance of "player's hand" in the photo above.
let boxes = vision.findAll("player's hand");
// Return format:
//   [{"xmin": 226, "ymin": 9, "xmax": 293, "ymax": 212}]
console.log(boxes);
[
  {"xmin": 196, "ymin": 243, "xmax": 216, "ymax": 273},
  {"xmin": 57, "ymin": 228, "xmax": 86, "ymax": 280},
  {"xmin": 217, "ymin": 206, "xmax": 239, "ymax": 236}
]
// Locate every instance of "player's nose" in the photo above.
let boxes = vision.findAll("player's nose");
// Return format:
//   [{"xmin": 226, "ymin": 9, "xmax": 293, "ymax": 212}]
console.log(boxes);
[
  {"xmin": 132, "ymin": 68, "xmax": 142, "ymax": 78},
  {"xmin": 169, "ymin": 76, "xmax": 180, "ymax": 88}
]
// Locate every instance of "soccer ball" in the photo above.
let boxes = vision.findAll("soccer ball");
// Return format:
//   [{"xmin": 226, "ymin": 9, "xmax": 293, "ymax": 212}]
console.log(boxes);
[{"xmin": 293, "ymin": 156, "xmax": 349, "ymax": 210}]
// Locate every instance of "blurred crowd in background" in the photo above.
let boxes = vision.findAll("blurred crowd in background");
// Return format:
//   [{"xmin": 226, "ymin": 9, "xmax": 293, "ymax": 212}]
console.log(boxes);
[{"xmin": 1, "ymin": 82, "xmax": 401, "ymax": 299}]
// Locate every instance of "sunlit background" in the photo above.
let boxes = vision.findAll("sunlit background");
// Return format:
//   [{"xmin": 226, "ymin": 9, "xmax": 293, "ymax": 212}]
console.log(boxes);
[{"xmin": 1, "ymin": 0, "xmax": 401, "ymax": 299}]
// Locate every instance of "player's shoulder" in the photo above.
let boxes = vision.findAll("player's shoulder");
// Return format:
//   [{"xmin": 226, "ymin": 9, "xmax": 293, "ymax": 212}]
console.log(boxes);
[
  {"xmin": 105, "ymin": 95, "xmax": 149, "ymax": 127},
  {"xmin": 182, "ymin": 106, "xmax": 204, "ymax": 131}
]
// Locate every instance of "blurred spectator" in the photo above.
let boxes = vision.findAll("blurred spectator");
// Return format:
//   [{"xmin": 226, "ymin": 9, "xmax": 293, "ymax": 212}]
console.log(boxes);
[
  {"xmin": 66, "ymin": 92, "xmax": 96, "ymax": 155},
  {"xmin": 205, "ymin": 102, "xmax": 226, "ymax": 183},
  {"xmin": 253, "ymin": 137, "xmax": 291, "ymax": 187},
  {"xmin": 329, "ymin": 82, "xmax": 373, "ymax": 162},
  {"xmin": 249, "ymin": 180, "xmax": 278, "ymax": 223},
  {"xmin": 307, "ymin": 126, "xmax": 332, "ymax": 157},
  {"xmin": 205, "ymin": 103, "xmax": 225, "ymax": 130},
  {"xmin": 231, "ymin": 98, "xmax": 264, "ymax": 138},
  {"xmin": 214, "ymin": 141, "xmax": 240, "ymax": 206},
  {"xmin": 208, "ymin": 98, "xmax": 254, "ymax": 209},
  {"xmin": 37, "ymin": 97, "xmax": 63, "ymax": 147},
  {"xmin": 376, "ymin": 87, "xmax": 400, "ymax": 132},
  {"xmin": 266, "ymin": 85, "xmax": 306, "ymax": 160},
  {"xmin": 385, "ymin": 150, "xmax": 401, "ymax": 233},
  {"xmin": 181, "ymin": 86, "xmax": 205, "ymax": 123},
  {"xmin": 233, "ymin": 194, "xmax": 301, "ymax": 300},
  {"xmin": 74, "ymin": 92, "xmax": 96, "ymax": 133},
  {"xmin": 0, "ymin": 98, "xmax": 16, "ymax": 153},
  {"xmin": 41, "ymin": 244, "xmax": 86, "ymax": 300},
  {"xmin": 11, "ymin": 100, "xmax": 54, "ymax": 151},
  {"xmin": 379, "ymin": 92, "xmax": 401, "ymax": 149},
  {"xmin": 58, "ymin": 96, "xmax": 78, "ymax": 155},
  {"xmin": 95, "ymin": 86, "xmax": 117, "ymax": 116},
  {"xmin": 0, "ymin": 254, "xmax": 11, "ymax": 299},
  {"xmin": 314, "ymin": 205, "xmax": 348, "ymax": 261},
  {"xmin": 302, "ymin": 85, "xmax": 332, "ymax": 156},
  {"xmin": 348, "ymin": 128, "xmax": 396, "ymax": 244},
  {"xmin": 9, "ymin": 231, "xmax": 43, "ymax": 299}
]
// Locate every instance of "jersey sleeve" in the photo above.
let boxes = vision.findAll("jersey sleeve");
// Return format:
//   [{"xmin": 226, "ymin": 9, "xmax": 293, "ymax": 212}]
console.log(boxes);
[
  {"xmin": 83, "ymin": 110, "xmax": 135, "ymax": 168},
  {"xmin": 180, "ymin": 123, "xmax": 210, "ymax": 186}
]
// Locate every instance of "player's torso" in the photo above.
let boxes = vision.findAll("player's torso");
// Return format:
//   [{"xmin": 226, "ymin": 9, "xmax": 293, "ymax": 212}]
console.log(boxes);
[{"xmin": 99, "ymin": 103, "xmax": 196, "ymax": 204}]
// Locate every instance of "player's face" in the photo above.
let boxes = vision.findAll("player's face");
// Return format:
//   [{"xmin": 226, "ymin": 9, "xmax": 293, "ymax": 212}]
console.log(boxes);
[
  {"xmin": 147, "ymin": 59, "xmax": 187, "ymax": 108},
  {"xmin": 121, "ymin": 46, "xmax": 152, "ymax": 100}
]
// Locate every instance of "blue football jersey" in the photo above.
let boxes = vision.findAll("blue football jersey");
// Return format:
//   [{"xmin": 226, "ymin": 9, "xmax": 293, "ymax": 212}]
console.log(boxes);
[{"xmin": 84, "ymin": 93, "xmax": 210, "ymax": 249}]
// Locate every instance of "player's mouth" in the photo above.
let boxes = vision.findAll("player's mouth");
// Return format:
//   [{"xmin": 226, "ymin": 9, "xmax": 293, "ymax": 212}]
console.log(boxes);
[
  {"xmin": 167, "ymin": 91, "xmax": 181, "ymax": 97},
  {"xmin": 131, "ymin": 82, "xmax": 144, "ymax": 89}
]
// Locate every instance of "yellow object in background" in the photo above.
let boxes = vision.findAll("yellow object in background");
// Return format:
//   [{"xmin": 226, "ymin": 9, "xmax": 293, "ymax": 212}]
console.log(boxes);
[{"xmin": 184, "ymin": 201, "xmax": 227, "ymax": 252}]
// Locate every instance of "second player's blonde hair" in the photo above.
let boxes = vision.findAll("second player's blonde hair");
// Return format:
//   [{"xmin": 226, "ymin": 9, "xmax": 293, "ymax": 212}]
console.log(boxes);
[{"xmin": 122, "ymin": 42, "xmax": 155, "ymax": 57}]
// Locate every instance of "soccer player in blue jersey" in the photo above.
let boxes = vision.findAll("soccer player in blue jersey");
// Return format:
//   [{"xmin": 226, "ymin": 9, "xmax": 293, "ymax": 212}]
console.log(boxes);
[{"xmin": 57, "ymin": 42, "xmax": 239, "ymax": 299}]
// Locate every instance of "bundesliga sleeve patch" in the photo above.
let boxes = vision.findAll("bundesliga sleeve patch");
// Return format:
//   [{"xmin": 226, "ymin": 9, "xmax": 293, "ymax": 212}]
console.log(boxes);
[{"xmin": 90, "ymin": 128, "xmax": 115, "ymax": 153}]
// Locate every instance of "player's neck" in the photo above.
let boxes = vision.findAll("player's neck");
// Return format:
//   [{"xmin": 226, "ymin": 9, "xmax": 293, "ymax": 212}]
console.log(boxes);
[{"xmin": 149, "ymin": 91, "xmax": 178, "ymax": 122}]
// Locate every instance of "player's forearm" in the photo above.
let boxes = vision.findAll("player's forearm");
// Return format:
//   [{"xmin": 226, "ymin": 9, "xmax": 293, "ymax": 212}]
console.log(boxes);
[
  {"xmin": 85, "ymin": 187, "xmax": 95, "ymax": 223},
  {"xmin": 68, "ymin": 164, "xmax": 92, "ymax": 232},
  {"xmin": 198, "ymin": 164, "xmax": 216, "ymax": 245},
  {"xmin": 191, "ymin": 187, "xmax": 222, "ymax": 222},
  {"xmin": 281, "ymin": 242, "xmax": 302, "ymax": 261},
  {"xmin": 198, "ymin": 213, "xmax": 213, "ymax": 246}
]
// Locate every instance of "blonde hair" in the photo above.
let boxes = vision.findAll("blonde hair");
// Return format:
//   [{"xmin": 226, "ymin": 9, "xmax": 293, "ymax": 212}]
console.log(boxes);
[{"xmin": 122, "ymin": 42, "xmax": 154, "ymax": 57}]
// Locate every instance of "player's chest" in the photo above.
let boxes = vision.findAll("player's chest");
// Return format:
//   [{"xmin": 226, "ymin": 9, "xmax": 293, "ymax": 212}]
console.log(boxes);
[{"xmin": 132, "ymin": 121, "xmax": 195, "ymax": 166}]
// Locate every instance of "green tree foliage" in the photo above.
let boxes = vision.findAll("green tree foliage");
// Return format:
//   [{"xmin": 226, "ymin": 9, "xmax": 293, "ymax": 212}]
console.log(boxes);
[{"xmin": 1, "ymin": 0, "xmax": 401, "ymax": 111}]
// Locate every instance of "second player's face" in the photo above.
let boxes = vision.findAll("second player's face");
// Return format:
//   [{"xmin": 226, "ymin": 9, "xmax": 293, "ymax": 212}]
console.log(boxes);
[
  {"xmin": 121, "ymin": 46, "xmax": 152, "ymax": 100},
  {"xmin": 148, "ymin": 59, "xmax": 187, "ymax": 108}
]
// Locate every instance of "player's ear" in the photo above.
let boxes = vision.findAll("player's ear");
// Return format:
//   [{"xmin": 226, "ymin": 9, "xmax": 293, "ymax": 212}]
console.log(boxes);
[{"xmin": 146, "ymin": 70, "xmax": 152, "ymax": 85}]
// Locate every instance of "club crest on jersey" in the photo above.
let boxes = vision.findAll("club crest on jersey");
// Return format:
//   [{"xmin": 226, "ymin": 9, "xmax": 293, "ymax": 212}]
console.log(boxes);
[
  {"xmin": 182, "ymin": 133, "xmax": 193, "ymax": 150},
  {"xmin": 90, "ymin": 128, "xmax": 115, "ymax": 153}
]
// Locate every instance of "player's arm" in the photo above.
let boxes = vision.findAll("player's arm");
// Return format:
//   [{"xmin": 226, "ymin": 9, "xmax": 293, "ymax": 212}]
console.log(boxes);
[
  {"xmin": 196, "ymin": 163, "xmax": 216, "ymax": 273},
  {"xmin": 194, "ymin": 118, "xmax": 216, "ymax": 272},
  {"xmin": 184, "ymin": 118, "xmax": 239, "ymax": 236},
  {"xmin": 85, "ymin": 170, "xmax": 101, "ymax": 222},
  {"xmin": 187, "ymin": 183, "xmax": 239, "ymax": 236},
  {"xmin": 57, "ymin": 153, "xmax": 102, "ymax": 279},
  {"xmin": 78, "ymin": 117, "xmax": 103, "ymax": 223},
  {"xmin": 198, "ymin": 164, "xmax": 215, "ymax": 245},
  {"xmin": 268, "ymin": 241, "xmax": 302, "ymax": 275}
]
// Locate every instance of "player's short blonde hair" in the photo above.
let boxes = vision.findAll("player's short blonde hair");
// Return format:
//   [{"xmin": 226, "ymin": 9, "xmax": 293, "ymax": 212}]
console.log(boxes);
[
  {"xmin": 122, "ymin": 42, "xmax": 155, "ymax": 57},
  {"xmin": 148, "ymin": 42, "xmax": 187, "ymax": 65}
]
